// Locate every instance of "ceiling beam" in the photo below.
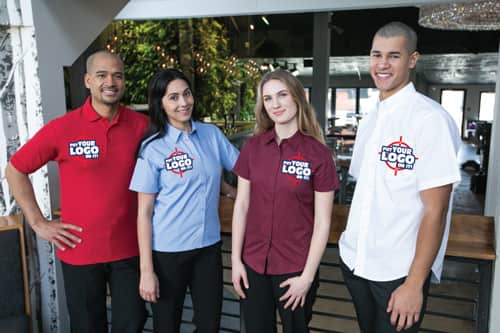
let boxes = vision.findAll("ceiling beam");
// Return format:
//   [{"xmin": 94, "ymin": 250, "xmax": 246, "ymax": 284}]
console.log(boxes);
[{"xmin": 116, "ymin": 0, "xmax": 453, "ymax": 20}]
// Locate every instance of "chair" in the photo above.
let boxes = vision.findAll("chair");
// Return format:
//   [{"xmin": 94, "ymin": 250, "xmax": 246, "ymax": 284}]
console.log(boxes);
[{"xmin": 0, "ymin": 215, "xmax": 31, "ymax": 332}]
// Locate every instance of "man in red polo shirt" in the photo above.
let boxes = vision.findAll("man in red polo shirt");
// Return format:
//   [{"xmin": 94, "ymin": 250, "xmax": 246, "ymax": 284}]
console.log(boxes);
[{"xmin": 6, "ymin": 50, "xmax": 148, "ymax": 333}]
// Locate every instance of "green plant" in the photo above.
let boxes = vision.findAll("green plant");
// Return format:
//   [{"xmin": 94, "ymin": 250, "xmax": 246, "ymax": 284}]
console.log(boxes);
[{"xmin": 104, "ymin": 19, "xmax": 260, "ymax": 125}]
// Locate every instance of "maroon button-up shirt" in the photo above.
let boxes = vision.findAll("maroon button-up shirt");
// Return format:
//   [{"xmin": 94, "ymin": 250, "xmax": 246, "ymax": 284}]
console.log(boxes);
[{"xmin": 233, "ymin": 129, "xmax": 339, "ymax": 274}]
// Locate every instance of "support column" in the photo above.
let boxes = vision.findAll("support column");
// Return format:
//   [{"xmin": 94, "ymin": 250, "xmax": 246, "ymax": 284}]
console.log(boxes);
[
  {"xmin": 486, "ymin": 40, "xmax": 500, "ymax": 333},
  {"xmin": 0, "ymin": 1, "xmax": 56, "ymax": 333},
  {"xmin": 311, "ymin": 12, "xmax": 331, "ymax": 135}
]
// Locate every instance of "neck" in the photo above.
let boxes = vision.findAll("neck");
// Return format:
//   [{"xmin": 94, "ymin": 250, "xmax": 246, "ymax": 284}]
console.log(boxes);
[
  {"xmin": 92, "ymin": 101, "xmax": 119, "ymax": 122},
  {"xmin": 171, "ymin": 121, "xmax": 192, "ymax": 133},
  {"xmin": 379, "ymin": 81, "xmax": 410, "ymax": 101},
  {"xmin": 274, "ymin": 121, "xmax": 298, "ymax": 144}
]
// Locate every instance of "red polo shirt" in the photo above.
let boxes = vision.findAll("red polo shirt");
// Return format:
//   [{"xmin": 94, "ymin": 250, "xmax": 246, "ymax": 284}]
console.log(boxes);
[
  {"xmin": 233, "ymin": 129, "xmax": 339, "ymax": 274},
  {"xmin": 10, "ymin": 97, "xmax": 148, "ymax": 265}
]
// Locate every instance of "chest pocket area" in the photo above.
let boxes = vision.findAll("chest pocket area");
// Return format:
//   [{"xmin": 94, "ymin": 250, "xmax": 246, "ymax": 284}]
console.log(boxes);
[
  {"xmin": 66, "ymin": 139, "xmax": 103, "ymax": 170},
  {"xmin": 383, "ymin": 171, "xmax": 416, "ymax": 203}
]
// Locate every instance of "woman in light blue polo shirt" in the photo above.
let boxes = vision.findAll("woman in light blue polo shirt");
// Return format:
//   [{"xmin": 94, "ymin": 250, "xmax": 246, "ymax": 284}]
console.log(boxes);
[{"xmin": 129, "ymin": 68, "xmax": 239, "ymax": 333}]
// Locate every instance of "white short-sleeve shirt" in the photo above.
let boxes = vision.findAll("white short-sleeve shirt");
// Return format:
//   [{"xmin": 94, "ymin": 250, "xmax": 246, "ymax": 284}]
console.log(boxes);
[{"xmin": 339, "ymin": 83, "xmax": 461, "ymax": 282}]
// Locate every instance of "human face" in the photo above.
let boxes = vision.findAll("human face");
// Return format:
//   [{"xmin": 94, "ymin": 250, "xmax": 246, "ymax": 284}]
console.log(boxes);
[
  {"xmin": 162, "ymin": 79, "xmax": 194, "ymax": 131},
  {"xmin": 84, "ymin": 54, "xmax": 125, "ymax": 109},
  {"xmin": 370, "ymin": 35, "xmax": 419, "ymax": 101},
  {"xmin": 262, "ymin": 79, "xmax": 298, "ymax": 127}
]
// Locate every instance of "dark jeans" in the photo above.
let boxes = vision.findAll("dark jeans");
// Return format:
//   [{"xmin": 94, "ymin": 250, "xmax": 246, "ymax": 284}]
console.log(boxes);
[
  {"xmin": 151, "ymin": 241, "xmax": 222, "ymax": 333},
  {"xmin": 61, "ymin": 256, "xmax": 147, "ymax": 333},
  {"xmin": 340, "ymin": 259, "xmax": 431, "ymax": 333},
  {"xmin": 241, "ymin": 264, "xmax": 320, "ymax": 333}
]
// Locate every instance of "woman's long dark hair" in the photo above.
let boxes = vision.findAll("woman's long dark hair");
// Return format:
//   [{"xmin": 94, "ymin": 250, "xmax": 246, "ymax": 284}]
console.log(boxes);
[{"xmin": 137, "ymin": 68, "xmax": 193, "ymax": 157}]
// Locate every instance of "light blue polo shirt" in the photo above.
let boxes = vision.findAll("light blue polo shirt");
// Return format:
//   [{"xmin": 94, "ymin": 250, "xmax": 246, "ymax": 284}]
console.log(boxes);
[{"xmin": 129, "ymin": 121, "xmax": 239, "ymax": 252}]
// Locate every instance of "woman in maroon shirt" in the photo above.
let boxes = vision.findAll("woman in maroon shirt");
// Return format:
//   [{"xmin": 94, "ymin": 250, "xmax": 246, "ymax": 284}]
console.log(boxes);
[{"xmin": 232, "ymin": 69, "xmax": 339, "ymax": 333}]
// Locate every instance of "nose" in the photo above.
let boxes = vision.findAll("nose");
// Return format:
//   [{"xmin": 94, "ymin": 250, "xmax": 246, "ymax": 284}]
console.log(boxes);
[
  {"xmin": 104, "ymin": 74, "xmax": 115, "ymax": 86},
  {"xmin": 377, "ymin": 56, "xmax": 389, "ymax": 68},
  {"xmin": 271, "ymin": 97, "xmax": 281, "ymax": 109},
  {"xmin": 179, "ymin": 95, "xmax": 189, "ymax": 106}
]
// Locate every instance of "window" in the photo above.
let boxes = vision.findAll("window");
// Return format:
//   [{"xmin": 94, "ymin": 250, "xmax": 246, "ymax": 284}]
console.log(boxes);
[
  {"xmin": 334, "ymin": 88, "xmax": 356, "ymax": 127},
  {"xmin": 359, "ymin": 88, "xmax": 378, "ymax": 114},
  {"xmin": 479, "ymin": 92, "xmax": 495, "ymax": 122},
  {"xmin": 440, "ymin": 89, "xmax": 465, "ymax": 136},
  {"xmin": 304, "ymin": 87, "xmax": 310, "ymax": 102}
]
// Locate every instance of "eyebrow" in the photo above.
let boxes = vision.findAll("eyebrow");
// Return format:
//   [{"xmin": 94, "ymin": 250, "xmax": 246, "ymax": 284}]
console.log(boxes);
[
  {"xmin": 370, "ymin": 50, "xmax": 402, "ymax": 56},
  {"xmin": 94, "ymin": 70, "xmax": 123, "ymax": 75},
  {"xmin": 167, "ymin": 88, "xmax": 190, "ymax": 97}
]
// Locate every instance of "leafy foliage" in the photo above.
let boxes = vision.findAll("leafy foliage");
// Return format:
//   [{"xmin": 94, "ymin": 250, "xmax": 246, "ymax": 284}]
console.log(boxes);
[{"xmin": 105, "ymin": 19, "xmax": 260, "ymax": 124}]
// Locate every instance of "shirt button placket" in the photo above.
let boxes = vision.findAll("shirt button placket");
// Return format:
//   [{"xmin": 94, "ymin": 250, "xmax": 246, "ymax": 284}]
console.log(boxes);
[{"xmin": 187, "ymin": 134, "xmax": 206, "ymax": 246}]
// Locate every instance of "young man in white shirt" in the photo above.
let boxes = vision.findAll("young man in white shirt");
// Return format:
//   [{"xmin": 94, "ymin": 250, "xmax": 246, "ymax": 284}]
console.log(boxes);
[{"xmin": 339, "ymin": 22, "xmax": 461, "ymax": 333}]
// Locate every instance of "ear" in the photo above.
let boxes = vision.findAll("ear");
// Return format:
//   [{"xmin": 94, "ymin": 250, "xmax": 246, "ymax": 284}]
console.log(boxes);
[
  {"xmin": 84, "ymin": 73, "xmax": 91, "ymax": 89},
  {"xmin": 408, "ymin": 51, "xmax": 419, "ymax": 70}
]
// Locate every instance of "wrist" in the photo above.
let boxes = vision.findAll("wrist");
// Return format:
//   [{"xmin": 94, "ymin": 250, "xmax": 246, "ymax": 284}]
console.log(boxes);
[
  {"xmin": 30, "ymin": 217, "xmax": 47, "ymax": 230},
  {"xmin": 404, "ymin": 274, "xmax": 427, "ymax": 290},
  {"xmin": 300, "ymin": 271, "xmax": 315, "ymax": 284},
  {"xmin": 140, "ymin": 266, "xmax": 155, "ymax": 274},
  {"xmin": 231, "ymin": 255, "xmax": 242, "ymax": 263}
]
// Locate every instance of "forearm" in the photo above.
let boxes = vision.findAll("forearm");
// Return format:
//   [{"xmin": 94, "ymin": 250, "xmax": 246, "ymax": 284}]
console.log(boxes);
[
  {"xmin": 231, "ymin": 177, "xmax": 250, "ymax": 262},
  {"xmin": 138, "ymin": 216, "xmax": 154, "ymax": 273},
  {"xmin": 137, "ymin": 193, "xmax": 155, "ymax": 274},
  {"xmin": 406, "ymin": 185, "xmax": 452, "ymax": 287},
  {"xmin": 221, "ymin": 177, "xmax": 237, "ymax": 199},
  {"xmin": 5, "ymin": 163, "xmax": 46, "ymax": 227},
  {"xmin": 301, "ymin": 191, "xmax": 334, "ymax": 282},
  {"xmin": 231, "ymin": 198, "xmax": 248, "ymax": 262},
  {"xmin": 406, "ymin": 209, "xmax": 448, "ymax": 287},
  {"xmin": 301, "ymin": 218, "xmax": 331, "ymax": 282}
]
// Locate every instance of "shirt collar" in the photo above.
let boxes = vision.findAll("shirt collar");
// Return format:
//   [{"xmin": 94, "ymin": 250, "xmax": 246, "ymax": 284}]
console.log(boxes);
[
  {"xmin": 166, "ymin": 120, "xmax": 196, "ymax": 143},
  {"xmin": 81, "ymin": 96, "xmax": 126, "ymax": 124},
  {"xmin": 263, "ymin": 128, "xmax": 302, "ymax": 149},
  {"xmin": 377, "ymin": 82, "xmax": 415, "ymax": 112}
]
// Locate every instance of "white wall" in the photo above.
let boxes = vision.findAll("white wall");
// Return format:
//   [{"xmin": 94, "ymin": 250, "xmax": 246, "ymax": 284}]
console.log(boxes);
[{"xmin": 487, "ymin": 43, "xmax": 500, "ymax": 333}]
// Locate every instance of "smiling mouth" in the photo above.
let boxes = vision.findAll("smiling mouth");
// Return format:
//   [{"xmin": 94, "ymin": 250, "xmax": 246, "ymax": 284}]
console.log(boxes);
[
  {"xmin": 102, "ymin": 89, "xmax": 118, "ymax": 96},
  {"xmin": 376, "ymin": 73, "xmax": 392, "ymax": 78}
]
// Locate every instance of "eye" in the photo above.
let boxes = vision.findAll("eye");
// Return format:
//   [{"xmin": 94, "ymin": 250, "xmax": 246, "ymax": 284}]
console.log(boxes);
[
  {"xmin": 279, "ymin": 92, "xmax": 288, "ymax": 98},
  {"xmin": 97, "ymin": 74, "xmax": 105, "ymax": 79},
  {"xmin": 114, "ymin": 73, "xmax": 124, "ymax": 80},
  {"xmin": 263, "ymin": 96, "xmax": 271, "ymax": 102},
  {"xmin": 169, "ymin": 95, "xmax": 178, "ymax": 101},
  {"xmin": 390, "ymin": 54, "xmax": 400, "ymax": 59},
  {"xmin": 184, "ymin": 90, "xmax": 192, "ymax": 97}
]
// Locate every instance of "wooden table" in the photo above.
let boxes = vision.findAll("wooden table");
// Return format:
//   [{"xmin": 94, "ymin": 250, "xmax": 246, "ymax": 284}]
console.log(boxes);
[{"xmin": 219, "ymin": 196, "xmax": 496, "ymax": 332}]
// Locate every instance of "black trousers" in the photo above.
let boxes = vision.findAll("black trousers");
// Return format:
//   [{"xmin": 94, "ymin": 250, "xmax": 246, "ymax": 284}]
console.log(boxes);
[
  {"xmin": 241, "ymin": 264, "xmax": 319, "ymax": 333},
  {"xmin": 340, "ymin": 260, "xmax": 431, "ymax": 333},
  {"xmin": 151, "ymin": 241, "xmax": 222, "ymax": 333},
  {"xmin": 61, "ymin": 256, "xmax": 147, "ymax": 333}
]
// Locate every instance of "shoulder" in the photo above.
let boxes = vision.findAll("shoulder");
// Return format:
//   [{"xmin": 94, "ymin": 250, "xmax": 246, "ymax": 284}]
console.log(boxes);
[
  {"xmin": 138, "ymin": 132, "xmax": 164, "ymax": 156},
  {"xmin": 302, "ymin": 134, "xmax": 330, "ymax": 153},
  {"xmin": 195, "ymin": 121, "xmax": 221, "ymax": 134},
  {"xmin": 412, "ymin": 92, "xmax": 455, "ymax": 124},
  {"xmin": 122, "ymin": 107, "xmax": 149, "ymax": 127},
  {"xmin": 44, "ymin": 107, "xmax": 83, "ymax": 130}
]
